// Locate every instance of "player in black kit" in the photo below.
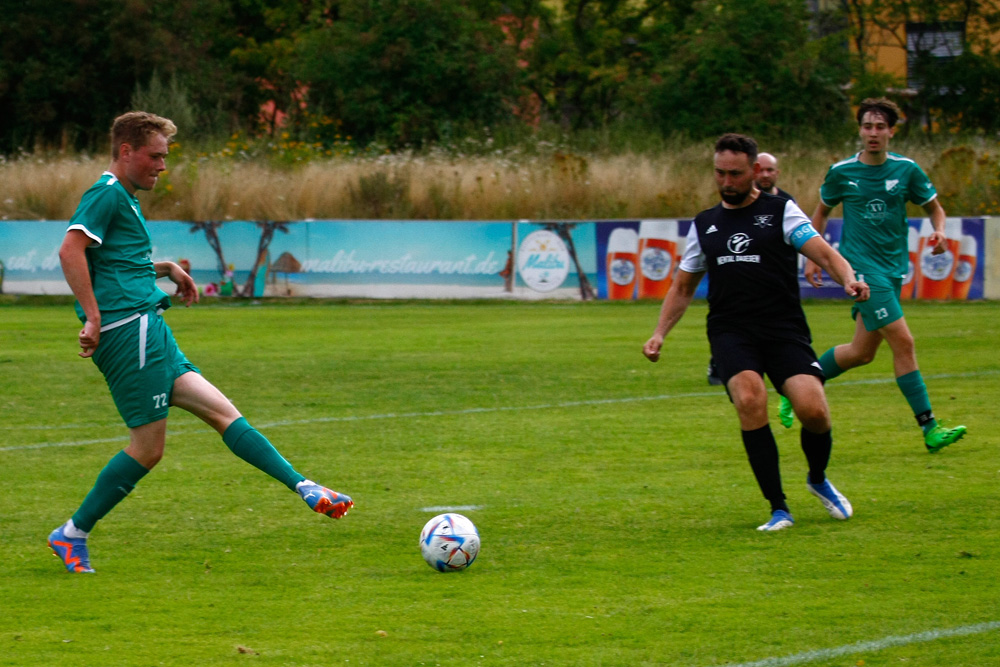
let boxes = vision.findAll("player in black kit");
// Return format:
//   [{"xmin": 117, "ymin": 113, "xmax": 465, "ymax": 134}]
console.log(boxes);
[
  {"xmin": 707, "ymin": 151, "xmax": 794, "ymax": 386},
  {"xmin": 643, "ymin": 134, "xmax": 870, "ymax": 531}
]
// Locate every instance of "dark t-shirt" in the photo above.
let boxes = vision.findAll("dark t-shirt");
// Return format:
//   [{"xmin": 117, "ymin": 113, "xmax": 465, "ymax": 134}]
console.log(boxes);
[{"xmin": 681, "ymin": 193, "xmax": 816, "ymax": 339}]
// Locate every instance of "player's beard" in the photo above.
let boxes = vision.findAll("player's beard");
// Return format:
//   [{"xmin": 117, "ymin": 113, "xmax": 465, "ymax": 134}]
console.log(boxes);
[{"xmin": 720, "ymin": 187, "xmax": 751, "ymax": 206}]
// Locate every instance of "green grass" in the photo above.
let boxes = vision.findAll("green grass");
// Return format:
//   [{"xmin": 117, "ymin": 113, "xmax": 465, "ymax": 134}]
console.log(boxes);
[{"xmin": 1, "ymin": 299, "xmax": 997, "ymax": 666}]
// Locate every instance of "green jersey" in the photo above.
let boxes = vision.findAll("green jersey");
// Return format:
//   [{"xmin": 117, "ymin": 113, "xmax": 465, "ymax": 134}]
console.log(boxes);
[
  {"xmin": 819, "ymin": 152, "xmax": 937, "ymax": 278},
  {"xmin": 67, "ymin": 172, "xmax": 170, "ymax": 324}
]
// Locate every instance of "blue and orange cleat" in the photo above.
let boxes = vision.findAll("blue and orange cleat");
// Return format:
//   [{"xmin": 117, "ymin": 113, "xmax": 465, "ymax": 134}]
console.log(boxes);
[
  {"xmin": 48, "ymin": 524, "xmax": 95, "ymax": 573},
  {"xmin": 298, "ymin": 481, "xmax": 353, "ymax": 519}
]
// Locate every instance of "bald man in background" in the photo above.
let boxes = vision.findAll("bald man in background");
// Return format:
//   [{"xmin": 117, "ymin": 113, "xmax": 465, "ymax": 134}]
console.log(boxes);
[{"xmin": 755, "ymin": 153, "xmax": 794, "ymax": 201}]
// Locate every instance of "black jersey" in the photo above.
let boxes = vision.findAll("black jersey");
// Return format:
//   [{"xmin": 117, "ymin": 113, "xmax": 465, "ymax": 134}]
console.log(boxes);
[{"xmin": 681, "ymin": 193, "xmax": 814, "ymax": 337}]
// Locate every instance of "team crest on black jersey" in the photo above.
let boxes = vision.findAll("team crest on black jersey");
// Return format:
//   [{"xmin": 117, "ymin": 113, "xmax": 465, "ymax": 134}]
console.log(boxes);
[
  {"xmin": 753, "ymin": 215, "xmax": 773, "ymax": 228},
  {"xmin": 727, "ymin": 233, "xmax": 751, "ymax": 254}
]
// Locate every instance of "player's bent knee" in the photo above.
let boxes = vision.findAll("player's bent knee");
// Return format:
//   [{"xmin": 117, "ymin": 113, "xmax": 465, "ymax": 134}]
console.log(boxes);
[
  {"xmin": 732, "ymin": 390, "xmax": 768, "ymax": 415},
  {"xmin": 125, "ymin": 445, "xmax": 163, "ymax": 470},
  {"xmin": 843, "ymin": 346, "xmax": 877, "ymax": 367},
  {"xmin": 733, "ymin": 395, "xmax": 769, "ymax": 430},
  {"xmin": 799, "ymin": 411, "xmax": 832, "ymax": 433},
  {"xmin": 788, "ymin": 394, "xmax": 831, "ymax": 431}
]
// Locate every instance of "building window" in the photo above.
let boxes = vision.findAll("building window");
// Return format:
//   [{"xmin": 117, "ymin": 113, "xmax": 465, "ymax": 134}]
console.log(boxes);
[{"xmin": 906, "ymin": 22, "xmax": 964, "ymax": 90}]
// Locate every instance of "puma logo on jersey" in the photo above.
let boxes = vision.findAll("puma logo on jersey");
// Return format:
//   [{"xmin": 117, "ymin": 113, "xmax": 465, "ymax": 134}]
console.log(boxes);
[
  {"xmin": 706, "ymin": 225, "xmax": 719, "ymax": 234},
  {"xmin": 847, "ymin": 180, "xmax": 859, "ymax": 188},
  {"xmin": 885, "ymin": 179, "xmax": 899, "ymax": 192},
  {"xmin": 753, "ymin": 215, "xmax": 773, "ymax": 228}
]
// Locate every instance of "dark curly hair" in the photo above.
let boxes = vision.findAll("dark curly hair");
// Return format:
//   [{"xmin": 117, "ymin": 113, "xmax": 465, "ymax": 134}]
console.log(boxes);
[
  {"xmin": 856, "ymin": 97, "xmax": 901, "ymax": 127},
  {"xmin": 714, "ymin": 133, "xmax": 758, "ymax": 163}
]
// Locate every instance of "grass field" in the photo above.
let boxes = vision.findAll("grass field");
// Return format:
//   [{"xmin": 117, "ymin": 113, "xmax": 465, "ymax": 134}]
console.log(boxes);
[{"xmin": 1, "ymin": 299, "xmax": 997, "ymax": 666}]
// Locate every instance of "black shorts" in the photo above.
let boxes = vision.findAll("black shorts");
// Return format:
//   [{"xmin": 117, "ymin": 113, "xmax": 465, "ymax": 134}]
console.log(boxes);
[{"xmin": 709, "ymin": 329, "xmax": 823, "ymax": 396}]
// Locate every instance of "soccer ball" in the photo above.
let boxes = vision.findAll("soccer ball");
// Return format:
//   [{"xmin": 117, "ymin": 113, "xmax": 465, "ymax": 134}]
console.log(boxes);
[{"xmin": 419, "ymin": 513, "xmax": 480, "ymax": 572}]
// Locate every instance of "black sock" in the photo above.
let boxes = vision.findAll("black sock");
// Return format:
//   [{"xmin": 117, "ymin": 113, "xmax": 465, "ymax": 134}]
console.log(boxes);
[
  {"xmin": 741, "ymin": 425, "xmax": 788, "ymax": 512},
  {"xmin": 800, "ymin": 428, "xmax": 833, "ymax": 485}
]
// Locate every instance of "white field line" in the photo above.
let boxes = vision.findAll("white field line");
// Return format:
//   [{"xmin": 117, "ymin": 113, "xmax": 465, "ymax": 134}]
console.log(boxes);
[
  {"xmin": 2, "ymin": 370, "xmax": 994, "ymax": 453},
  {"xmin": 717, "ymin": 620, "xmax": 1000, "ymax": 667},
  {"xmin": 418, "ymin": 505, "xmax": 485, "ymax": 513}
]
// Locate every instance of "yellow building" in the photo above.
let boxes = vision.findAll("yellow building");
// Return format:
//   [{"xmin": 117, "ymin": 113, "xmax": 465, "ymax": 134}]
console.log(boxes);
[{"xmin": 816, "ymin": 0, "xmax": 999, "ymax": 90}]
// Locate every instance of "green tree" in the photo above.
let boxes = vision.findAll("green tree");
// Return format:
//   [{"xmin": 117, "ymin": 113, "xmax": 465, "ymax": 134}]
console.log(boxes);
[
  {"xmin": 1, "ymin": 0, "xmax": 128, "ymax": 152},
  {"xmin": 917, "ymin": 46, "xmax": 1000, "ymax": 135},
  {"xmin": 131, "ymin": 71, "xmax": 198, "ymax": 139},
  {"xmin": 520, "ymin": 0, "xmax": 694, "ymax": 130},
  {"xmin": 291, "ymin": 0, "xmax": 522, "ymax": 147},
  {"xmin": 645, "ymin": 0, "xmax": 851, "ymax": 140},
  {"xmin": 0, "ymin": 0, "xmax": 287, "ymax": 153}
]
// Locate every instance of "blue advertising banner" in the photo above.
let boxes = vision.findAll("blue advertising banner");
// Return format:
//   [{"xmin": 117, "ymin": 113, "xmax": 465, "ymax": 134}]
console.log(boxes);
[
  {"xmin": 0, "ymin": 218, "xmax": 983, "ymax": 301},
  {"xmin": 0, "ymin": 220, "xmax": 599, "ymax": 300},
  {"xmin": 595, "ymin": 220, "xmax": 707, "ymax": 301},
  {"xmin": 0, "ymin": 221, "xmax": 67, "ymax": 294},
  {"xmin": 594, "ymin": 218, "xmax": 987, "ymax": 302},
  {"xmin": 811, "ymin": 217, "xmax": 985, "ymax": 301}
]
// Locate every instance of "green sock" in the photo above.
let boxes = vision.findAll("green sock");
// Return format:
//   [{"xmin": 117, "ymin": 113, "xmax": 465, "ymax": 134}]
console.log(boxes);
[
  {"xmin": 72, "ymin": 450, "xmax": 150, "ymax": 533},
  {"xmin": 818, "ymin": 348, "xmax": 844, "ymax": 381},
  {"xmin": 896, "ymin": 370, "xmax": 936, "ymax": 434},
  {"xmin": 222, "ymin": 417, "xmax": 306, "ymax": 491}
]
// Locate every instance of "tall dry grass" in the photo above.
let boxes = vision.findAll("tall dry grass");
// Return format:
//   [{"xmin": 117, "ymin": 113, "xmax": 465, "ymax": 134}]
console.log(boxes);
[{"xmin": 2, "ymin": 139, "xmax": 998, "ymax": 222}]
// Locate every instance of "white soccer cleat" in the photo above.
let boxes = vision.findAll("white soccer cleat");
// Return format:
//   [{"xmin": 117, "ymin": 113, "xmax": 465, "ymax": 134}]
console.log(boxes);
[
  {"xmin": 807, "ymin": 477, "xmax": 853, "ymax": 520},
  {"xmin": 757, "ymin": 509, "xmax": 794, "ymax": 532}
]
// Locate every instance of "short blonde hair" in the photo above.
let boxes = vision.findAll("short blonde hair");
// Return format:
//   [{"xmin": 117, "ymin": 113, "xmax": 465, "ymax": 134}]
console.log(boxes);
[{"xmin": 110, "ymin": 111, "xmax": 177, "ymax": 159}]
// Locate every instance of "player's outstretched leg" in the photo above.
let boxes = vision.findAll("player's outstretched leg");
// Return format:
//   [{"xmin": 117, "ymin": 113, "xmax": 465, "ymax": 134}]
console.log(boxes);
[
  {"xmin": 297, "ymin": 480, "xmax": 353, "ymax": 518},
  {"xmin": 48, "ymin": 522, "xmax": 95, "ymax": 573},
  {"xmin": 924, "ymin": 422, "xmax": 968, "ymax": 453},
  {"xmin": 757, "ymin": 510, "xmax": 794, "ymax": 532},
  {"xmin": 806, "ymin": 476, "xmax": 853, "ymax": 520},
  {"xmin": 778, "ymin": 394, "xmax": 795, "ymax": 428}
]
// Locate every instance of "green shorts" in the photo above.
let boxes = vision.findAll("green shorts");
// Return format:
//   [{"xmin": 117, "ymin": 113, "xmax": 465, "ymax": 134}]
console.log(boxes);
[
  {"xmin": 92, "ymin": 310, "xmax": 199, "ymax": 428},
  {"xmin": 851, "ymin": 273, "xmax": 904, "ymax": 332}
]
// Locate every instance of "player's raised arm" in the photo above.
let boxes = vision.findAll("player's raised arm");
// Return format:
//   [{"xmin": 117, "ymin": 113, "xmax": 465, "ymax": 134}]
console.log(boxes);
[
  {"xmin": 799, "ymin": 236, "xmax": 869, "ymax": 302},
  {"xmin": 803, "ymin": 202, "xmax": 834, "ymax": 288},
  {"xmin": 155, "ymin": 260, "xmax": 199, "ymax": 307},
  {"xmin": 922, "ymin": 198, "xmax": 949, "ymax": 256}
]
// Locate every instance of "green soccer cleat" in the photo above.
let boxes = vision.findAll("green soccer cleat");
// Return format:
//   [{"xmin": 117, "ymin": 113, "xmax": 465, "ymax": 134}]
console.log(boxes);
[
  {"xmin": 924, "ymin": 423, "xmax": 967, "ymax": 453},
  {"xmin": 778, "ymin": 395, "xmax": 795, "ymax": 429}
]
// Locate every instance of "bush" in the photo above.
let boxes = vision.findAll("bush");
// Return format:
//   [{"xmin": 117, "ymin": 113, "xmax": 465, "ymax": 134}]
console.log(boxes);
[{"xmin": 644, "ymin": 0, "xmax": 851, "ymax": 141}]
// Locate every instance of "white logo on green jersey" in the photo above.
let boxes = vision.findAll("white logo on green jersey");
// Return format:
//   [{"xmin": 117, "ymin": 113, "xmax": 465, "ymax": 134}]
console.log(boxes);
[{"xmin": 865, "ymin": 199, "xmax": 888, "ymax": 224}]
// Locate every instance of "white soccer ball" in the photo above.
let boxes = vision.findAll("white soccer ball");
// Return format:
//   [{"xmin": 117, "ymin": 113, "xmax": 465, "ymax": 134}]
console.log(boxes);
[{"xmin": 419, "ymin": 513, "xmax": 480, "ymax": 572}]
